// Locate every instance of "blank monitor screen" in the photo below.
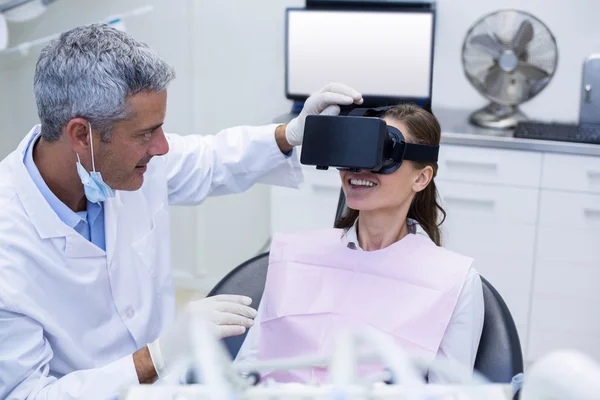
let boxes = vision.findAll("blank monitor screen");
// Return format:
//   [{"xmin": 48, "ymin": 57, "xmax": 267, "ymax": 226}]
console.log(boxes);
[{"xmin": 286, "ymin": 9, "xmax": 434, "ymax": 101}]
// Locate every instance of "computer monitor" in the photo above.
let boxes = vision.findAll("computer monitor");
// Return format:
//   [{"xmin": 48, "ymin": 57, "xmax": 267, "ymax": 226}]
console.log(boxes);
[{"xmin": 286, "ymin": 8, "xmax": 435, "ymax": 110}]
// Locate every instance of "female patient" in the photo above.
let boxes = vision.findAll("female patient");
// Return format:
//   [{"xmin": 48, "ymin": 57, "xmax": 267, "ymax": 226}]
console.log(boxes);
[{"xmin": 235, "ymin": 104, "xmax": 484, "ymax": 383}]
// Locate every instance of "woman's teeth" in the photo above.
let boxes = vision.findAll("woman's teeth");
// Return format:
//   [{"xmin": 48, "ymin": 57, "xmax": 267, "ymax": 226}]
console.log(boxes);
[{"xmin": 350, "ymin": 179, "xmax": 376, "ymax": 187}]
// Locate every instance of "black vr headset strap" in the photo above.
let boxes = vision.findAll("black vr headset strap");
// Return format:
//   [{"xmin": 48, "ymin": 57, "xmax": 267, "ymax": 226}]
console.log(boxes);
[
  {"xmin": 347, "ymin": 106, "xmax": 393, "ymax": 117},
  {"xmin": 390, "ymin": 139, "xmax": 440, "ymax": 163},
  {"xmin": 403, "ymin": 143, "xmax": 440, "ymax": 163}
]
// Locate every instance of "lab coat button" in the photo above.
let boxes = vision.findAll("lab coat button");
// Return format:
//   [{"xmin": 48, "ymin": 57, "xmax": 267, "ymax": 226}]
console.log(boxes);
[{"xmin": 125, "ymin": 307, "xmax": 135, "ymax": 319}]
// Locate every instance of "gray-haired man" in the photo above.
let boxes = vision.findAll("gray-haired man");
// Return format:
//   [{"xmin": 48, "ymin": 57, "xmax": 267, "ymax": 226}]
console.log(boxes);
[{"xmin": 0, "ymin": 24, "xmax": 363, "ymax": 399}]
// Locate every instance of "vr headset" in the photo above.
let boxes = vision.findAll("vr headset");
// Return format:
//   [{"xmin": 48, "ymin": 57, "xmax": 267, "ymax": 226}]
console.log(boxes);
[{"xmin": 300, "ymin": 106, "xmax": 439, "ymax": 174}]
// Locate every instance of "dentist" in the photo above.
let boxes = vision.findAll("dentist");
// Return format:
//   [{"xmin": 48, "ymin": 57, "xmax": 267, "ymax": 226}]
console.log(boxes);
[{"xmin": 0, "ymin": 23, "xmax": 363, "ymax": 399}]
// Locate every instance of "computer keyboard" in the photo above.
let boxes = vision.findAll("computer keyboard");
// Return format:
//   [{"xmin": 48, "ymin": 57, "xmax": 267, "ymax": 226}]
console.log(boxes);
[{"xmin": 513, "ymin": 121, "xmax": 600, "ymax": 145}]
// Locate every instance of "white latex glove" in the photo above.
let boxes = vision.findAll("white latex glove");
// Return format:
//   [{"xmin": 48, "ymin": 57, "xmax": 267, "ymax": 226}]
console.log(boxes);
[
  {"xmin": 285, "ymin": 82, "xmax": 364, "ymax": 146},
  {"xmin": 147, "ymin": 294, "xmax": 257, "ymax": 378}
]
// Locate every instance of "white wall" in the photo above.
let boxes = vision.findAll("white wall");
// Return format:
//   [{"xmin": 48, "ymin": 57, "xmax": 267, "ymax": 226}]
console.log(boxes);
[
  {"xmin": 188, "ymin": 0, "xmax": 303, "ymax": 291},
  {"xmin": 0, "ymin": 0, "xmax": 303, "ymax": 293},
  {"xmin": 0, "ymin": 0, "xmax": 597, "ymax": 293},
  {"xmin": 0, "ymin": 0, "xmax": 202, "ymax": 288},
  {"xmin": 185, "ymin": 0, "xmax": 599, "ymax": 289},
  {"xmin": 0, "ymin": 0, "xmax": 193, "ymax": 150}
]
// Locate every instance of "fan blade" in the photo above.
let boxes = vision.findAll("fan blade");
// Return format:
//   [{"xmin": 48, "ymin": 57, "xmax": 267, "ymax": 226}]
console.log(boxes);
[
  {"xmin": 470, "ymin": 34, "xmax": 504, "ymax": 58},
  {"xmin": 484, "ymin": 64, "xmax": 513, "ymax": 100},
  {"xmin": 515, "ymin": 62, "xmax": 549, "ymax": 81},
  {"xmin": 511, "ymin": 20, "xmax": 534, "ymax": 56}
]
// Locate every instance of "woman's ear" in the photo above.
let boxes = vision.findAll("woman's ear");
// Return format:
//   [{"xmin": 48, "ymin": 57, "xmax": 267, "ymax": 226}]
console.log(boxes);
[{"xmin": 412, "ymin": 165, "xmax": 434, "ymax": 193}]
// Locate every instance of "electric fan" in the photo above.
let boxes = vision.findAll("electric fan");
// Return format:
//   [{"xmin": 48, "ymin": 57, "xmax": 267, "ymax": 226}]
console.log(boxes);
[{"xmin": 462, "ymin": 9, "xmax": 558, "ymax": 129}]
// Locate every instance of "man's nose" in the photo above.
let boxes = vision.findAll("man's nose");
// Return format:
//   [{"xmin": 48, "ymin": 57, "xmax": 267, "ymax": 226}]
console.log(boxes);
[{"xmin": 149, "ymin": 128, "xmax": 169, "ymax": 156}]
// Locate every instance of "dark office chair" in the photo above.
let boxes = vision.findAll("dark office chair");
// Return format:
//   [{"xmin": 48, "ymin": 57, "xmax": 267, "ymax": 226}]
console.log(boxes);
[
  {"xmin": 209, "ymin": 190, "xmax": 524, "ymax": 386},
  {"xmin": 475, "ymin": 276, "xmax": 524, "ymax": 384},
  {"xmin": 208, "ymin": 252, "xmax": 270, "ymax": 360}
]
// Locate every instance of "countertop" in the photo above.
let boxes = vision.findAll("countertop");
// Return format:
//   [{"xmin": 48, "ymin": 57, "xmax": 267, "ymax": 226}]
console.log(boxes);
[{"xmin": 273, "ymin": 108, "xmax": 600, "ymax": 157}]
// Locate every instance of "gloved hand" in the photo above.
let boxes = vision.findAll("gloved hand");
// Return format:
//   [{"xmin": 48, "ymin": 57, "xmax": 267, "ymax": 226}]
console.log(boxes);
[
  {"xmin": 285, "ymin": 82, "xmax": 364, "ymax": 146},
  {"xmin": 147, "ymin": 294, "xmax": 257, "ymax": 378}
]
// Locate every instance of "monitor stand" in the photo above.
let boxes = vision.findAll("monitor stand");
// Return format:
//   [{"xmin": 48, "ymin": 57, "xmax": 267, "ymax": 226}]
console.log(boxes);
[
  {"xmin": 291, "ymin": 100, "xmax": 304, "ymax": 114},
  {"xmin": 271, "ymin": 101, "xmax": 304, "ymax": 124}
]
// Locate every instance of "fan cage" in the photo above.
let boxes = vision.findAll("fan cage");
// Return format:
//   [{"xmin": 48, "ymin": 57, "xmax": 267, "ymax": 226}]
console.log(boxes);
[{"xmin": 462, "ymin": 9, "xmax": 558, "ymax": 105}]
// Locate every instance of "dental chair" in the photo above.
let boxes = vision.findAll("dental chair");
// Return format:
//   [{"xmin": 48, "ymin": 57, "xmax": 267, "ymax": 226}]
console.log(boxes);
[{"xmin": 208, "ymin": 192, "xmax": 524, "ymax": 386}]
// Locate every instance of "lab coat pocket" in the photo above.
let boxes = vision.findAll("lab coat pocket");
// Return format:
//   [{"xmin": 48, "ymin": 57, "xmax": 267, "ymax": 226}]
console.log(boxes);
[{"xmin": 131, "ymin": 203, "xmax": 168, "ymax": 272}]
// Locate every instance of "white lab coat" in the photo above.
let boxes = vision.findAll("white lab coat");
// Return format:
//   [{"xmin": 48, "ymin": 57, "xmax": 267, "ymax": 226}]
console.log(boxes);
[{"xmin": 0, "ymin": 124, "xmax": 302, "ymax": 400}]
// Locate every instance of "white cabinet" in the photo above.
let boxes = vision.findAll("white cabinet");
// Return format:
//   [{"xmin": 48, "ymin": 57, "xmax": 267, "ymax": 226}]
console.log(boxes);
[
  {"xmin": 441, "ymin": 211, "xmax": 535, "ymax": 348},
  {"xmin": 435, "ymin": 148, "xmax": 542, "ymax": 355},
  {"xmin": 269, "ymin": 141, "xmax": 600, "ymax": 364},
  {"xmin": 436, "ymin": 181, "xmax": 539, "ymax": 225},
  {"xmin": 542, "ymin": 153, "xmax": 600, "ymax": 194},
  {"xmin": 437, "ymin": 145, "xmax": 542, "ymax": 188},
  {"xmin": 527, "ymin": 179, "xmax": 600, "ymax": 360}
]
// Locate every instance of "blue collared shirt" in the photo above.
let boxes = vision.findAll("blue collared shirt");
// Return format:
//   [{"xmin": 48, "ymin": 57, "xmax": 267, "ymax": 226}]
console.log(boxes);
[{"xmin": 24, "ymin": 134, "xmax": 106, "ymax": 251}]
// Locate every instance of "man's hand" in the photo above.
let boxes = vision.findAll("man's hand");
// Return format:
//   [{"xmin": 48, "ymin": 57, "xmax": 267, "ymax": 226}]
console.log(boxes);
[
  {"xmin": 186, "ymin": 294, "xmax": 257, "ymax": 338},
  {"xmin": 145, "ymin": 294, "xmax": 256, "ymax": 379},
  {"xmin": 284, "ymin": 83, "xmax": 363, "ymax": 147}
]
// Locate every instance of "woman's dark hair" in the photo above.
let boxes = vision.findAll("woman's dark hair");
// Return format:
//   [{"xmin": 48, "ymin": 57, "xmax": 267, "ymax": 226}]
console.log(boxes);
[{"xmin": 334, "ymin": 103, "xmax": 446, "ymax": 246}]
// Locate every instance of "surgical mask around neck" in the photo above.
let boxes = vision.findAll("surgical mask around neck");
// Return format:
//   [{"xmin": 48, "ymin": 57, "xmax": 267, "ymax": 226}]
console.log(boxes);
[{"xmin": 75, "ymin": 123, "xmax": 115, "ymax": 203}]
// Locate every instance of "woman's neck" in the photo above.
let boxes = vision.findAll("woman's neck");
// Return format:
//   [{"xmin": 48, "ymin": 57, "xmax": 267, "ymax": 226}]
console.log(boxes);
[{"xmin": 356, "ymin": 206, "xmax": 410, "ymax": 251}]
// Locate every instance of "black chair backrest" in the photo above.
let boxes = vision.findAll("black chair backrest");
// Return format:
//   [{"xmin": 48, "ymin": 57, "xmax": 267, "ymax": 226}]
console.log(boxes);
[
  {"xmin": 334, "ymin": 188, "xmax": 347, "ymax": 223},
  {"xmin": 207, "ymin": 252, "xmax": 270, "ymax": 359},
  {"xmin": 475, "ymin": 276, "xmax": 524, "ymax": 383}
]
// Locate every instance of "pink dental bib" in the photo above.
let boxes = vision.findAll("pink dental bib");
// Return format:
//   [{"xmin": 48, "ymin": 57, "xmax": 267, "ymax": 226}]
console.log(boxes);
[{"xmin": 257, "ymin": 229, "xmax": 473, "ymax": 383}]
